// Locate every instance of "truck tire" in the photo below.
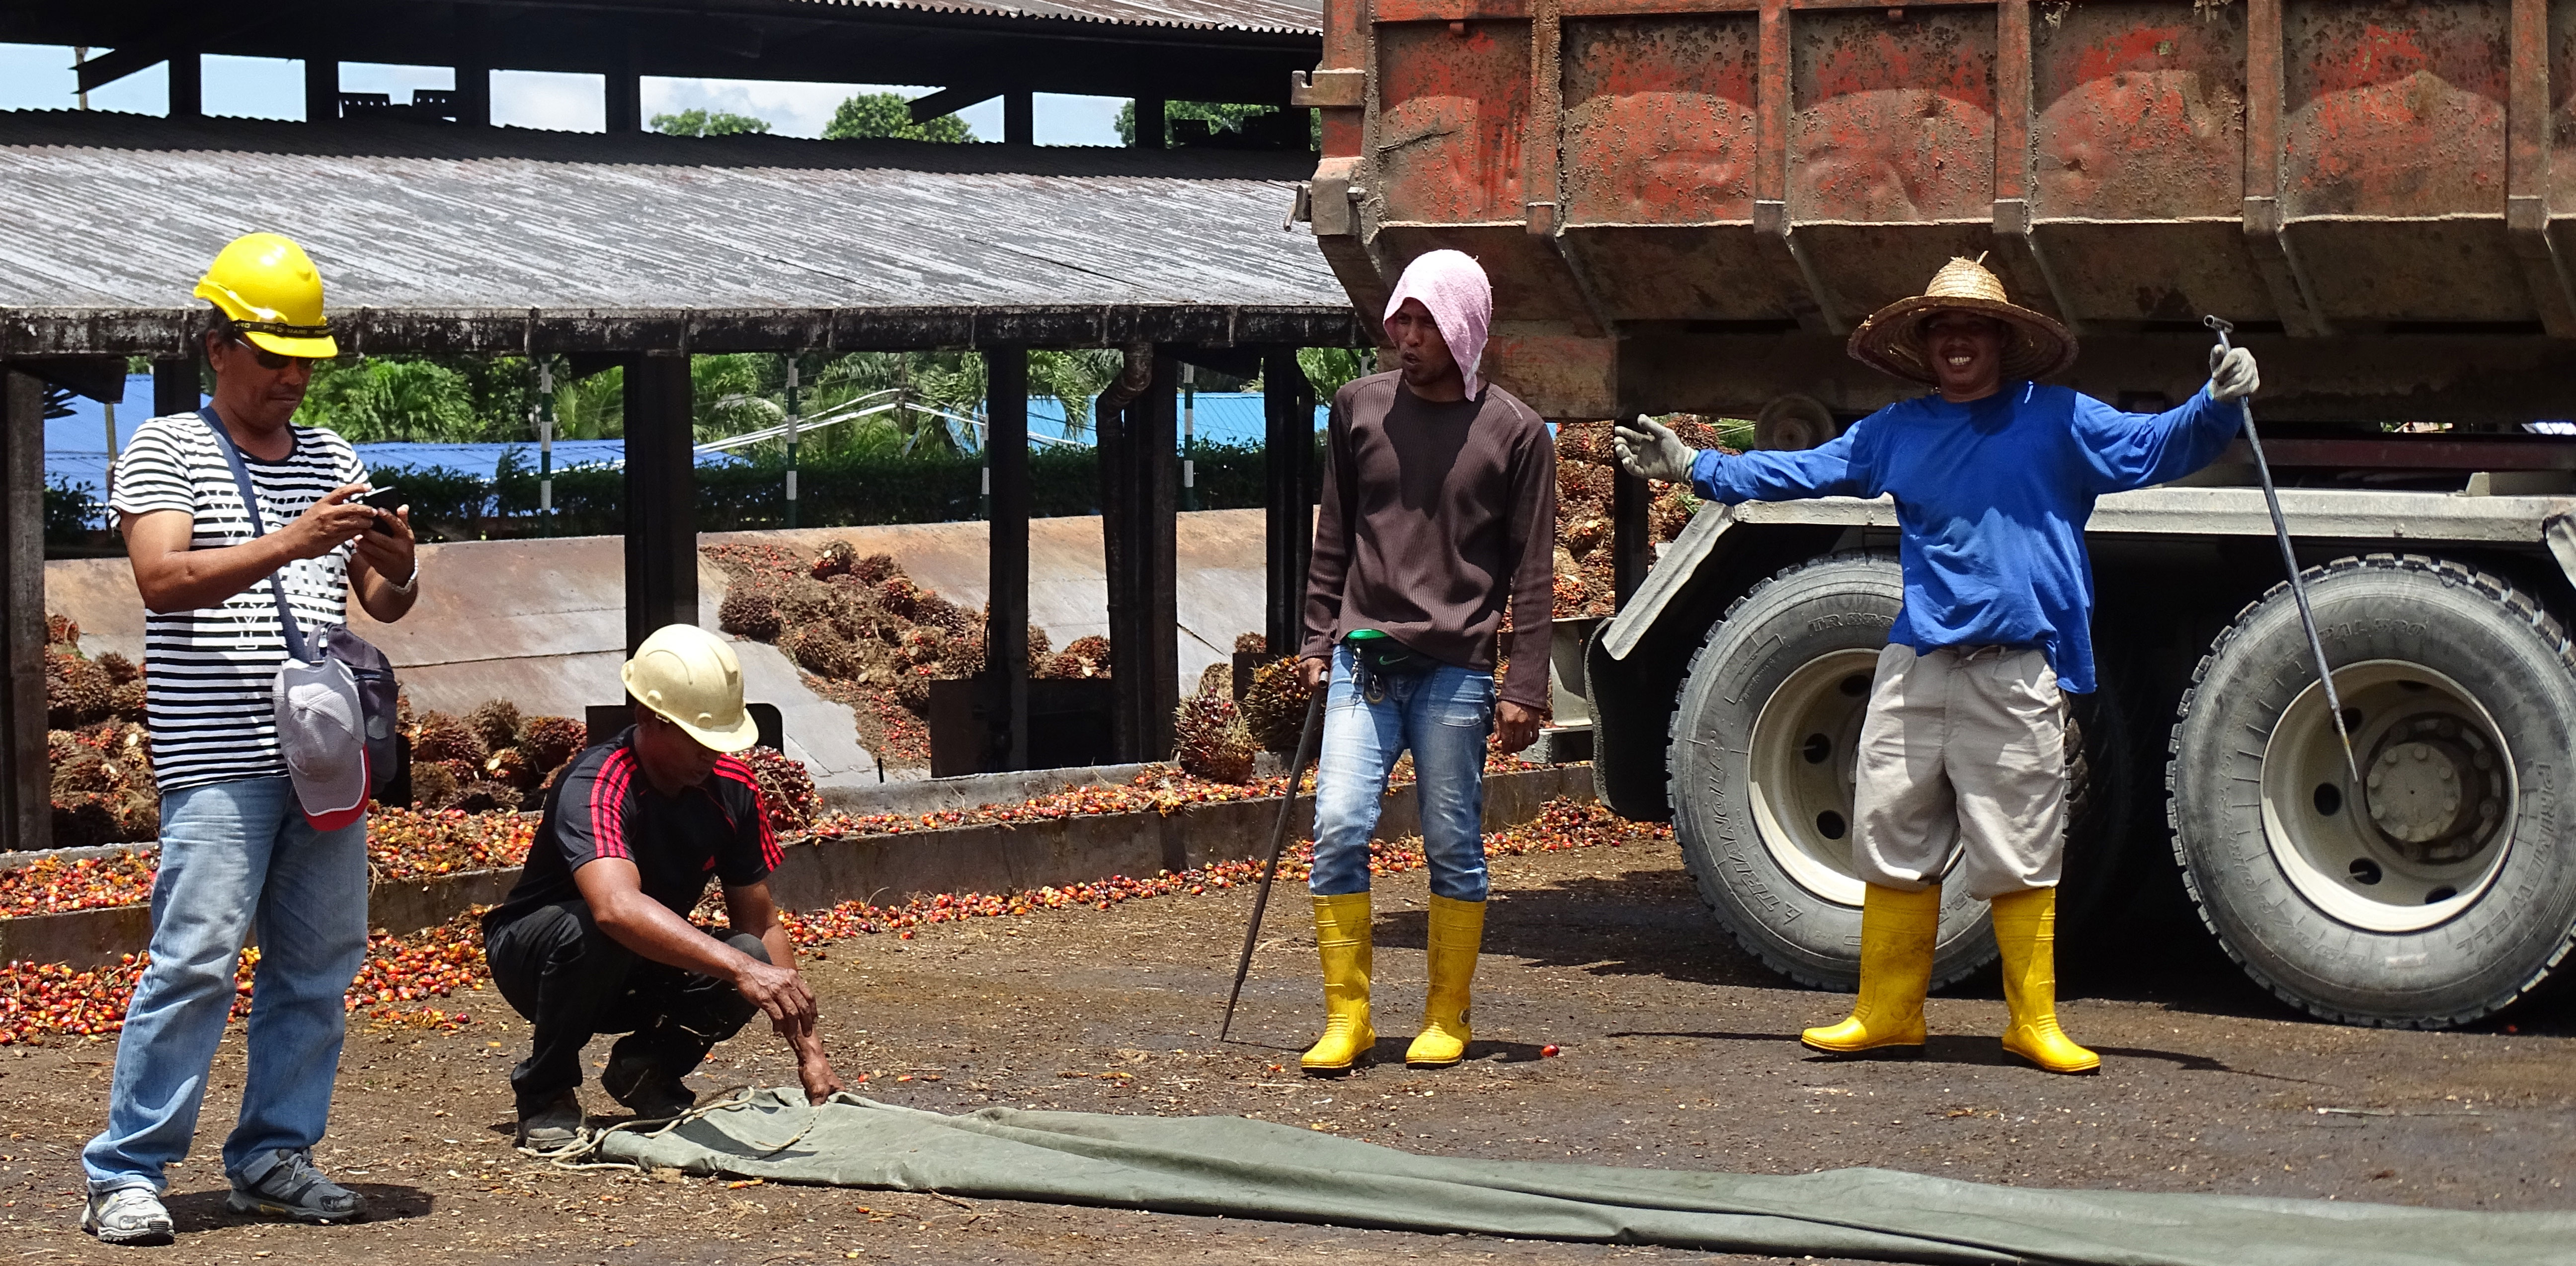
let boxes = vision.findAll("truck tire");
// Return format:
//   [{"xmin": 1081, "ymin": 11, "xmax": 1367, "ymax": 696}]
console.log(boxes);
[
  {"xmin": 1665, "ymin": 554, "xmax": 2000, "ymax": 990},
  {"xmin": 2169, "ymin": 554, "xmax": 2576, "ymax": 1027}
]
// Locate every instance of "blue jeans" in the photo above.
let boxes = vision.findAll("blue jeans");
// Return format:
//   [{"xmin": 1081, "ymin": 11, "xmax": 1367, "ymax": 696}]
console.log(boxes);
[
  {"xmin": 82, "ymin": 777, "xmax": 370, "ymax": 1194},
  {"xmin": 1307, "ymin": 643, "xmax": 1495, "ymax": 902}
]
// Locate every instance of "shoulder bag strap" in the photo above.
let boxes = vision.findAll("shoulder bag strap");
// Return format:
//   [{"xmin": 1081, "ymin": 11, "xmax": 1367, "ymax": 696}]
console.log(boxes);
[{"xmin": 196, "ymin": 408, "xmax": 313, "ymax": 664}]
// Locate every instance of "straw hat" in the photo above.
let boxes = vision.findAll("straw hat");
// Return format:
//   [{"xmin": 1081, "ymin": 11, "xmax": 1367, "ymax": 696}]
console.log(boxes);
[{"xmin": 1846, "ymin": 256, "xmax": 2077, "ymax": 385}]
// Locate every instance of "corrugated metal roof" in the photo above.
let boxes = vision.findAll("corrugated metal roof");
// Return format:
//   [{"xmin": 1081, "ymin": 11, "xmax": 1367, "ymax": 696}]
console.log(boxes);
[
  {"xmin": 0, "ymin": 112, "xmax": 1342, "ymax": 316},
  {"xmin": 793, "ymin": 0, "xmax": 1322, "ymax": 36}
]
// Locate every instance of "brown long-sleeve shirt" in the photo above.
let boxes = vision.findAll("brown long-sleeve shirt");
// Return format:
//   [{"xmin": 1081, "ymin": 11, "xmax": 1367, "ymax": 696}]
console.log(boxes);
[{"xmin": 1301, "ymin": 372, "xmax": 1558, "ymax": 709}]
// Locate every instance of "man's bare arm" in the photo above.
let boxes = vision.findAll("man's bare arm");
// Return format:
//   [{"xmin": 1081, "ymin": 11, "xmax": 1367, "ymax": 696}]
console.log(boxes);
[
  {"xmin": 724, "ymin": 881, "xmax": 847, "ymax": 1104},
  {"xmin": 121, "ymin": 486, "xmax": 377, "ymax": 614},
  {"xmin": 571, "ymin": 859, "xmax": 816, "ymax": 1028}
]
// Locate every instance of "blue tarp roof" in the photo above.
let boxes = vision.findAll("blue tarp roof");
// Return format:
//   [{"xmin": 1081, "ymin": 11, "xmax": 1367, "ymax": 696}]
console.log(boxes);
[{"xmin": 46, "ymin": 380, "xmax": 1326, "ymax": 528}]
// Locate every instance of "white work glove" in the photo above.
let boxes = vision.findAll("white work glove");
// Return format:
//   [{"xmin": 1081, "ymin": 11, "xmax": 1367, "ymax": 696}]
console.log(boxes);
[
  {"xmin": 2208, "ymin": 346, "xmax": 2259, "ymax": 402},
  {"xmin": 1612, "ymin": 414, "xmax": 1696, "ymax": 483}
]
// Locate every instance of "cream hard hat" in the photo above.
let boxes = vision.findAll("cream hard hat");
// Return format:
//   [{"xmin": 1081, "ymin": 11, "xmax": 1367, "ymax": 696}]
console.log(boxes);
[
  {"xmin": 621, "ymin": 624, "xmax": 761, "ymax": 753},
  {"xmin": 194, "ymin": 232, "xmax": 339, "ymax": 360}
]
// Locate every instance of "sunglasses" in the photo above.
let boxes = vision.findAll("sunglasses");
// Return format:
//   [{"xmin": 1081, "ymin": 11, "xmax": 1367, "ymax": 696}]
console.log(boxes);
[{"xmin": 231, "ymin": 333, "xmax": 317, "ymax": 372}]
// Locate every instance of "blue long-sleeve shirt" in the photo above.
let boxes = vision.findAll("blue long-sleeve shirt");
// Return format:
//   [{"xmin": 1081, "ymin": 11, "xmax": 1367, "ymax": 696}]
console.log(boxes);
[{"xmin": 1688, "ymin": 381, "xmax": 2238, "ymax": 693}]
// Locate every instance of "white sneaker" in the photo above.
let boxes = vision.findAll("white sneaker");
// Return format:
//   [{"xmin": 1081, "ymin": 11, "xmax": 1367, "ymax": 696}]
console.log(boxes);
[{"xmin": 80, "ymin": 1185, "xmax": 174, "ymax": 1246}]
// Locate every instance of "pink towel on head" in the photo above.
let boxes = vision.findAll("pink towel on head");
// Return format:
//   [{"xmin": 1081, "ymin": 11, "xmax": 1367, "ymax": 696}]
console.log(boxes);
[{"xmin": 1382, "ymin": 249, "xmax": 1494, "ymax": 397}]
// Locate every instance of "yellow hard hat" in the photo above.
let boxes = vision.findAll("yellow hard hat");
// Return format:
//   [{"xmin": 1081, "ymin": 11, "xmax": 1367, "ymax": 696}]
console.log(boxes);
[
  {"xmin": 620, "ymin": 625, "xmax": 761, "ymax": 754},
  {"xmin": 194, "ymin": 232, "xmax": 339, "ymax": 360}
]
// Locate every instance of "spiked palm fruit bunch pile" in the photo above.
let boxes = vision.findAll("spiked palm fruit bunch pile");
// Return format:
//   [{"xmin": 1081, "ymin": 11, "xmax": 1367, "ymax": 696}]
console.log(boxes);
[
  {"xmin": 1239, "ymin": 656, "xmax": 1317, "ymax": 754},
  {"xmin": 1171, "ymin": 687, "xmax": 1260, "ymax": 785},
  {"xmin": 705, "ymin": 539, "xmax": 1074, "ymax": 766},
  {"xmin": 1548, "ymin": 418, "xmax": 1726, "ymax": 617},
  {"xmin": 42, "ymin": 616, "xmax": 158, "ymax": 846}
]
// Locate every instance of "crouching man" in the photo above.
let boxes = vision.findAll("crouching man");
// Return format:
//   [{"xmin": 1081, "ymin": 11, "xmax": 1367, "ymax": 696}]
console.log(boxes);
[{"xmin": 483, "ymin": 624, "xmax": 844, "ymax": 1147}]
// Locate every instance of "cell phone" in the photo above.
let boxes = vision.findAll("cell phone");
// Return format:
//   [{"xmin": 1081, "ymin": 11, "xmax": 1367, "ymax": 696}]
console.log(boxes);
[{"xmin": 359, "ymin": 485, "xmax": 403, "ymax": 534}]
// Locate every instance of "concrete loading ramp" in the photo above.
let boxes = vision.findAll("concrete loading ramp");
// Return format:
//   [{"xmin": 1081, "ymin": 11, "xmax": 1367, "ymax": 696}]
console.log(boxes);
[{"xmin": 43, "ymin": 509, "xmax": 1269, "ymax": 788}]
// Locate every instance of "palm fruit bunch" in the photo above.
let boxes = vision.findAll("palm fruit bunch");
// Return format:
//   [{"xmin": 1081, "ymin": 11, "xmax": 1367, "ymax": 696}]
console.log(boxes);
[
  {"xmin": 484, "ymin": 747, "xmax": 539, "ymax": 792},
  {"xmin": 469, "ymin": 699, "xmax": 523, "ymax": 752},
  {"xmin": 912, "ymin": 590, "xmax": 966, "ymax": 634},
  {"xmin": 410, "ymin": 711, "xmax": 488, "ymax": 768},
  {"xmin": 519, "ymin": 714, "xmax": 588, "ymax": 772},
  {"xmin": 1195, "ymin": 662, "xmax": 1231, "ymax": 697},
  {"xmin": 736, "ymin": 745, "xmax": 818, "ymax": 833},
  {"xmin": 898, "ymin": 626, "xmax": 946, "ymax": 666},
  {"xmin": 1234, "ymin": 632, "xmax": 1267, "ymax": 655},
  {"xmin": 1650, "ymin": 483, "xmax": 1702, "ymax": 541},
  {"xmin": 785, "ymin": 625, "xmax": 860, "ymax": 680},
  {"xmin": 719, "ymin": 587, "xmax": 783, "ymax": 640},
  {"xmin": 942, "ymin": 630, "xmax": 987, "ymax": 679},
  {"xmin": 406, "ymin": 761, "xmax": 462, "ymax": 811},
  {"xmin": 875, "ymin": 576, "xmax": 922, "ymax": 622},
  {"xmin": 851, "ymin": 552, "xmax": 900, "ymax": 585},
  {"xmin": 893, "ymin": 665, "xmax": 933, "ymax": 712},
  {"xmin": 1040, "ymin": 634, "xmax": 1110, "ymax": 680},
  {"xmin": 810, "ymin": 538, "xmax": 857, "ymax": 580},
  {"xmin": 46, "ymin": 652, "xmax": 114, "ymax": 730},
  {"xmin": 1240, "ymin": 656, "xmax": 1317, "ymax": 753},
  {"xmin": 449, "ymin": 780, "xmax": 522, "ymax": 814},
  {"xmin": 1172, "ymin": 690, "xmax": 1259, "ymax": 784},
  {"xmin": 45, "ymin": 613, "xmax": 80, "ymax": 648}
]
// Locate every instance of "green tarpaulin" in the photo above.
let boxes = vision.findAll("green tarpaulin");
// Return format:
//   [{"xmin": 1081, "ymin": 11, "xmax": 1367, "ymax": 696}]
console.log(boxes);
[{"xmin": 579, "ymin": 1089, "xmax": 2576, "ymax": 1266}]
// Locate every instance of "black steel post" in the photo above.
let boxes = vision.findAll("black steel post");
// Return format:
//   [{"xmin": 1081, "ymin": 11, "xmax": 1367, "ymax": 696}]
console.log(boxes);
[
  {"xmin": 454, "ymin": 3, "xmax": 492, "ymax": 126},
  {"xmin": 1, "ymin": 373, "xmax": 49, "ymax": 852},
  {"xmin": 153, "ymin": 356, "xmax": 198, "ymax": 418},
  {"xmin": 623, "ymin": 352, "xmax": 697, "ymax": 652},
  {"xmin": 1004, "ymin": 91, "xmax": 1034, "ymax": 145},
  {"xmin": 1098, "ymin": 352, "xmax": 1181, "ymax": 761},
  {"xmin": 1261, "ymin": 347, "xmax": 1315, "ymax": 659},
  {"xmin": 1611, "ymin": 468, "xmax": 1652, "ymax": 608},
  {"xmin": 605, "ymin": 33, "xmax": 643, "ymax": 133},
  {"xmin": 304, "ymin": 57, "xmax": 338, "ymax": 122},
  {"xmin": 986, "ymin": 346, "xmax": 1032, "ymax": 771},
  {"xmin": 1135, "ymin": 97, "xmax": 1167, "ymax": 148},
  {"xmin": 168, "ymin": 53, "xmax": 202, "ymax": 120},
  {"xmin": 1139, "ymin": 354, "xmax": 1181, "ymax": 757}
]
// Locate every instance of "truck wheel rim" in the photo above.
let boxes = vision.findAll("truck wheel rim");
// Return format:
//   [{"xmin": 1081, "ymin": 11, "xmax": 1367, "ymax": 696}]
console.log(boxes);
[
  {"xmin": 2258, "ymin": 659, "xmax": 2517, "ymax": 934},
  {"xmin": 1747, "ymin": 648, "xmax": 1877, "ymax": 907}
]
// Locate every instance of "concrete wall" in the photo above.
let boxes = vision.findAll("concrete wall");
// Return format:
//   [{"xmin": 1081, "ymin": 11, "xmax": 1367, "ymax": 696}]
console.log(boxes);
[{"xmin": 42, "ymin": 510, "xmax": 1273, "ymax": 786}]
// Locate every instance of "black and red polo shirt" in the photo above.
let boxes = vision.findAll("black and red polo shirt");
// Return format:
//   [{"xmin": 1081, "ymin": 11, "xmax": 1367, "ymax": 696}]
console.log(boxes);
[{"xmin": 483, "ymin": 727, "xmax": 781, "ymax": 937}]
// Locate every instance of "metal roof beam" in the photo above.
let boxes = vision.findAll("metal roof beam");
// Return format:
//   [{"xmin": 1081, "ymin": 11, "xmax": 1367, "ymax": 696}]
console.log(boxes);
[
  {"xmin": 907, "ymin": 82, "xmax": 1004, "ymax": 124},
  {"xmin": 76, "ymin": 12, "xmax": 275, "ymax": 93},
  {"xmin": 0, "ymin": 306, "xmax": 1366, "ymax": 358}
]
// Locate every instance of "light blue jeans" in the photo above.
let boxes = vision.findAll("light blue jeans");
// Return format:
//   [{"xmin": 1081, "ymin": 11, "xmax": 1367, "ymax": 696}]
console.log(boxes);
[
  {"xmin": 82, "ymin": 777, "xmax": 369, "ymax": 1194},
  {"xmin": 1308, "ymin": 643, "xmax": 1495, "ymax": 901}
]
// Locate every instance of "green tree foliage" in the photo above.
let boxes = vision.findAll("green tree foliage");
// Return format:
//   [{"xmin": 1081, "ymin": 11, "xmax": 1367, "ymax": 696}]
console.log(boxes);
[
  {"xmin": 1296, "ymin": 348, "xmax": 1376, "ymax": 399},
  {"xmin": 1116, "ymin": 101, "xmax": 1314, "ymax": 148},
  {"xmin": 824, "ymin": 93, "xmax": 974, "ymax": 143},
  {"xmin": 650, "ymin": 108, "xmax": 773, "ymax": 137}
]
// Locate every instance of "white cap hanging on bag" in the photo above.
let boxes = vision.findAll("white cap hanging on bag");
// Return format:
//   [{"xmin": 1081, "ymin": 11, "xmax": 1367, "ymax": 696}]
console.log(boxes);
[{"xmin": 276, "ymin": 659, "xmax": 371, "ymax": 830}]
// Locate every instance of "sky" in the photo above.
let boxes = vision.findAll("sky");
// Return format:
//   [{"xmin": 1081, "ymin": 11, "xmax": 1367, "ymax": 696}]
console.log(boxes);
[{"xmin": 0, "ymin": 44, "xmax": 1128, "ymax": 144}]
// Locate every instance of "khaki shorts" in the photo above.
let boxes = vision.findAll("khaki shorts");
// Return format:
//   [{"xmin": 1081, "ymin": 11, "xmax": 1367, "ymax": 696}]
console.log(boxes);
[{"xmin": 1851, "ymin": 643, "xmax": 2067, "ymax": 900}]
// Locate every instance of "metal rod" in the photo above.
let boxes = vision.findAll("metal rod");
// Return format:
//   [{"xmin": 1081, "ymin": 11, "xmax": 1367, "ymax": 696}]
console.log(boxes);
[
  {"xmin": 784, "ymin": 355, "xmax": 801, "ymax": 530},
  {"xmin": 1220, "ymin": 687, "xmax": 1328, "ymax": 1042},
  {"xmin": 2205, "ymin": 316, "xmax": 2364, "ymax": 795}
]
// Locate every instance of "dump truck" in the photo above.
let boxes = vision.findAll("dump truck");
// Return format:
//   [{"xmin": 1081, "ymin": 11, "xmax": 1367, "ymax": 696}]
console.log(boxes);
[{"xmin": 1296, "ymin": 0, "xmax": 2576, "ymax": 1027}]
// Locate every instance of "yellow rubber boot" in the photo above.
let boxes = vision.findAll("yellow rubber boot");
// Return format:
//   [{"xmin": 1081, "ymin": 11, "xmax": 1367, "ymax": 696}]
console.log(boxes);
[
  {"xmin": 1991, "ymin": 886, "xmax": 2100, "ymax": 1074},
  {"xmin": 1801, "ymin": 883, "xmax": 1939, "ymax": 1056},
  {"xmin": 1300, "ymin": 893, "xmax": 1376, "ymax": 1073},
  {"xmin": 1406, "ymin": 895, "xmax": 1485, "ymax": 1067}
]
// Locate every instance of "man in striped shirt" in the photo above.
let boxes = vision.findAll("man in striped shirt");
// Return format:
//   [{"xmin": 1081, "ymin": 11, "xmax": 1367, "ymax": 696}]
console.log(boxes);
[
  {"xmin": 483, "ymin": 625, "xmax": 844, "ymax": 1149},
  {"xmin": 81, "ymin": 235, "xmax": 419, "ymax": 1246}
]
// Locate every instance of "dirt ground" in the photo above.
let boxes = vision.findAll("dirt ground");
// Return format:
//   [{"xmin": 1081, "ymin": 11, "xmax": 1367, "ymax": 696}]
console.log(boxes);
[{"xmin": 4, "ymin": 824, "xmax": 2573, "ymax": 1265}]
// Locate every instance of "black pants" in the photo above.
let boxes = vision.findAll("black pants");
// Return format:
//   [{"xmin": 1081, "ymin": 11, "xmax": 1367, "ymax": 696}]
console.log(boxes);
[{"xmin": 485, "ymin": 899, "xmax": 767, "ymax": 1113}]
